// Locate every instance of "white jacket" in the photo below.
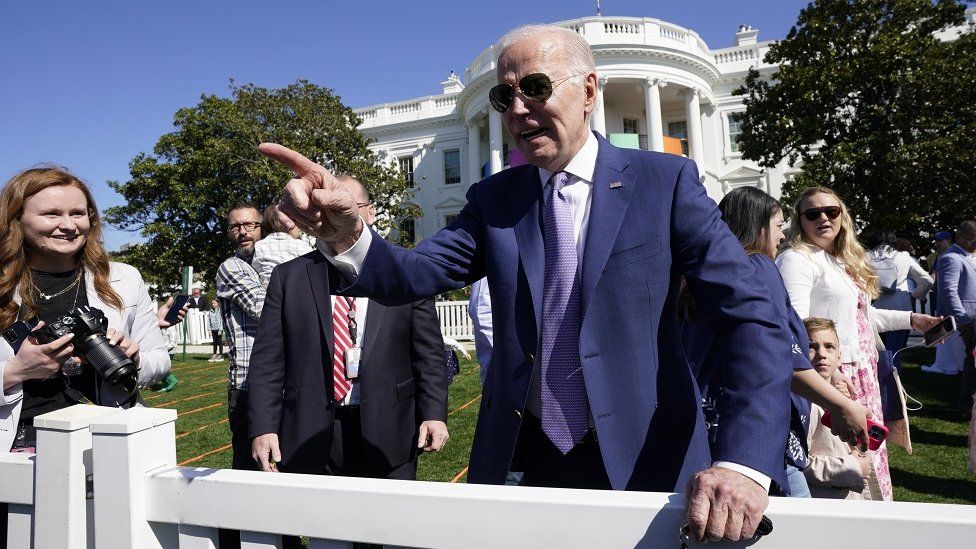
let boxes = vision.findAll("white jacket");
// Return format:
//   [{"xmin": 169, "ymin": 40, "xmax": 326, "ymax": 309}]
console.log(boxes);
[
  {"xmin": 0, "ymin": 262, "xmax": 171, "ymax": 451},
  {"xmin": 869, "ymin": 245, "xmax": 933, "ymax": 312},
  {"xmin": 776, "ymin": 245, "xmax": 912, "ymax": 364}
]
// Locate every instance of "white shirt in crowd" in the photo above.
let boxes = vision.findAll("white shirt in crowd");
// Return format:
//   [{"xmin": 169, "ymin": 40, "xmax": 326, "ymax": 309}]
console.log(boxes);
[{"xmin": 251, "ymin": 232, "xmax": 314, "ymax": 288}]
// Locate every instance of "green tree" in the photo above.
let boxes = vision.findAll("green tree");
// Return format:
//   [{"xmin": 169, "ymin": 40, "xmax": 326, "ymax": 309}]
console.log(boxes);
[
  {"xmin": 734, "ymin": 0, "xmax": 976, "ymax": 250},
  {"xmin": 105, "ymin": 80, "xmax": 417, "ymax": 295}
]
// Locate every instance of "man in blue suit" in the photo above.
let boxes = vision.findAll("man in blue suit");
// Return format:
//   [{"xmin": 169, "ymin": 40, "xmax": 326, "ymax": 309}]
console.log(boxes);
[
  {"xmin": 260, "ymin": 25, "xmax": 792, "ymax": 542},
  {"xmin": 937, "ymin": 220, "xmax": 976, "ymax": 417}
]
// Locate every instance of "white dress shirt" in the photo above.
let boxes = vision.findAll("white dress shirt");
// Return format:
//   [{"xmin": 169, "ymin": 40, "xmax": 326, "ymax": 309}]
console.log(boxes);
[{"xmin": 318, "ymin": 132, "xmax": 769, "ymax": 490}]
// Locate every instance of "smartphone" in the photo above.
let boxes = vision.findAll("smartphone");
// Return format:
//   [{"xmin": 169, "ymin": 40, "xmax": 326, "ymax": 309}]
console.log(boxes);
[
  {"xmin": 821, "ymin": 412, "xmax": 889, "ymax": 451},
  {"xmin": 164, "ymin": 295, "xmax": 190, "ymax": 325},
  {"xmin": 924, "ymin": 316, "xmax": 957, "ymax": 347}
]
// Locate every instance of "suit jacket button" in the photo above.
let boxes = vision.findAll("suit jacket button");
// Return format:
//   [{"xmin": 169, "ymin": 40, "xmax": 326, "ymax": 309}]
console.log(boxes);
[
  {"xmin": 514, "ymin": 409, "xmax": 522, "ymax": 418},
  {"xmin": 526, "ymin": 354, "xmax": 534, "ymax": 364}
]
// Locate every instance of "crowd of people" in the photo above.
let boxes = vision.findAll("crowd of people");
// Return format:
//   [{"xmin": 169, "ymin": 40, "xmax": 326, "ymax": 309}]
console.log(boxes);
[{"xmin": 0, "ymin": 22, "xmax": 974, "ymax": 546}]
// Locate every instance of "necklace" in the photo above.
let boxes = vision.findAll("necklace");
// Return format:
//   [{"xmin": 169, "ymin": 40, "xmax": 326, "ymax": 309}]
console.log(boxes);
[{"xmin": 31, "ymin": 270, "xmax": 83, "ymax": 301}]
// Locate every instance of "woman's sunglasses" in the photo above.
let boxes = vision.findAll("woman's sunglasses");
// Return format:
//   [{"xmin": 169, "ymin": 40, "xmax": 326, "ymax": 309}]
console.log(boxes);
[
  {"xmin": 488, "ymin": 72, "xmax": 581, "ymax": 113},
  {"xmin": 801, "ymin": 206, "xmax": 842, "ymax": 221}
]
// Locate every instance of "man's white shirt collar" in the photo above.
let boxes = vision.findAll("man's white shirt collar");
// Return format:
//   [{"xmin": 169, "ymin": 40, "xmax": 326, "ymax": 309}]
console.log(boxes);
[{"xmin": 538, "ymin": 131, "xmax": 599, "ymax": 187}]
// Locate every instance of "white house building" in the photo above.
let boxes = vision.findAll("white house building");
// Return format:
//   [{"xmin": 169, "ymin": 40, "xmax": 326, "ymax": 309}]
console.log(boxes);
[{"xmin": 353, "ymin": 12, "xmax": 974, "ymax": 242}]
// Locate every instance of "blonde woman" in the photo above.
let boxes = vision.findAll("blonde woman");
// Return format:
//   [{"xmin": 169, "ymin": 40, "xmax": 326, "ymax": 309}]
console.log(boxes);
[
  {"xmin": 0, "ymin": 167, "xmax": 171, "ymax": 452},
  {"xmin": 776, "ymin": 187, "xmax": 941, "ymax": 500}
]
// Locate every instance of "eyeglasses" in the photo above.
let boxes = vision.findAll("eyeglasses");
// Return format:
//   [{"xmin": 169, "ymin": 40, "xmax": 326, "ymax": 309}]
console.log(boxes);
[
  {"xmin": 801, "ymin": 206, "xmax": 842, "ymax": 222},
  {"xmin": 228, "ymin": 221, "xmax": 261, "ymax": 233},
  {"xmin": 488, "ymin": 72, "xmax": 581, "ymax": 113}
]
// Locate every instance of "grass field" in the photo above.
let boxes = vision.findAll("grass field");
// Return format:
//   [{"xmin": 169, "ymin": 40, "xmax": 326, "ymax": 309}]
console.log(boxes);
[{"xmin": 152, "ymin": 348, "xmax": 974, "ymax": 502}]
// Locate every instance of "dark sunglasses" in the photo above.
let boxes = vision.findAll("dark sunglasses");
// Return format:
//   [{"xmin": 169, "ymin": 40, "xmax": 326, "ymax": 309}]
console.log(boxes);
[
  {"xmin": 488, "ymin": 72, "xmax": 581, "ymax": 113},
  {"xmin": 801, "ymin": 206, "xmax": 842, "ymax": 221}
]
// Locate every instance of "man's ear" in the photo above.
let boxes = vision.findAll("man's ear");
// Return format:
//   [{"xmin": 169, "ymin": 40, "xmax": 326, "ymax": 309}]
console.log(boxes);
[{"xmin": 582, "ymin": 72, "xmax": 598, "ymax": 115}]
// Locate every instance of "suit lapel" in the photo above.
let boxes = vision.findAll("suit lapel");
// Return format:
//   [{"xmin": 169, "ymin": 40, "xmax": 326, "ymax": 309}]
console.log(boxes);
[
  {"xmin": 513, "ymin": 166, "xmax": 545, "ymax": 335},
  {"xmin": 360, "ymin": 300, "xmax": 385, "ymax": 368},
  {"xmin": 306, "ymin": 260, "xmax": 335, "ymax": 363},
  {"xmin": 580, "ymin": 137, "xmax": 635, "ymax": 316}
]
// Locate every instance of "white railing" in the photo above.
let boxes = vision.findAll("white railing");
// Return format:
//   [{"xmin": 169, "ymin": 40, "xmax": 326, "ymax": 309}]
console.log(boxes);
[
  {"xmin": 461, "ymin": 17, "xmax": 713, "ymax": 83},
  {"xmin": 175, "ymin": 304, "xmax": 473, "ymax": 346},
  {"xmin": 354, "ymin": 92, "xmax": 460, "ymax": 129},
  {"xmin": 436, "ymin": 300, "xmax": 474, "ymax": 341},
  {"xmin": 173, "ymin": 309, "xmax": 211, "ymax": 345},
  {"xmin": 2, "ymin": 405, "xmax": 975, "ymax": 548}
]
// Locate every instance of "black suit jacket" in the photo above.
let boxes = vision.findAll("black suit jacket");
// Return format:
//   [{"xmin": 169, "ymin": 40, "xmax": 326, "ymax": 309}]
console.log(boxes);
[
  {"xmin": 247, "ymin": 251, "xmax": 448, "ymax": 474},
  {"xmin": 187, "ymin": 296, "xmax": 209, "ymax": 310}
]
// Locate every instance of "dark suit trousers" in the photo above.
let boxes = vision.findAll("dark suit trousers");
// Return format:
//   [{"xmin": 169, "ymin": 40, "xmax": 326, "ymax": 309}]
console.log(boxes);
[{"xmin": 513, "ymin": 413, "xmax": 611, "ymax": 490}]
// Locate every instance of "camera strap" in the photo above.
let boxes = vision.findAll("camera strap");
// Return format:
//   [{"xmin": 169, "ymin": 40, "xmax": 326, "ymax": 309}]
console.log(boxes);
[{"xmin": 63, "ymin": 385, "xmax": 94, "ymax": 406}]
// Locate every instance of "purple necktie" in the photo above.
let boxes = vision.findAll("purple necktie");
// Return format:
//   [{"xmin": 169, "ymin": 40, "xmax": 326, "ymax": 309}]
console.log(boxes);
[{"xmin": 540, "ymin": 171, "xmax": 588, "ymax": 454}]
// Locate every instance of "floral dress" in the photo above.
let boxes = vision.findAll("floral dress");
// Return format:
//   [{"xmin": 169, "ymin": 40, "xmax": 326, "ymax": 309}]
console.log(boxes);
[{"xmin": 839, "ymin": 291, "xmax": 892, "ymax": 500}]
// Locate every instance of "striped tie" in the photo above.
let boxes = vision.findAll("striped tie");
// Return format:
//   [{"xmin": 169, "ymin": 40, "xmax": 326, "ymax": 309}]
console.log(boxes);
[{"xmin": 332, "ymin": 296, "xmax": 356, "ymax": 402}]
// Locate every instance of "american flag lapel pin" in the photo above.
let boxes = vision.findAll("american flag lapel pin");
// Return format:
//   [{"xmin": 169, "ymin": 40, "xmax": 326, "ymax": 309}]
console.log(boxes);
[{"xmin": 609, "ymin": 181, "xmax": 623, "ymax": 189}]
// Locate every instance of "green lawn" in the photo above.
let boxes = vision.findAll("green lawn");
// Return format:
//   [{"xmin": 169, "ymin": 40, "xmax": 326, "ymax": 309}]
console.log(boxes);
[
  {"xmin": 888, "ymin": 347, "xmax": 976, "ymax": 504},
  {"xmin": 153, "ymin": 349, "xmax": 974, "ymax": 502}
]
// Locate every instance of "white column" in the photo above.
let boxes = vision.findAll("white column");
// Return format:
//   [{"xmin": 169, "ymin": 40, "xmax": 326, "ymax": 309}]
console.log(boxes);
[
  {"xmin": 33, "ymin": 405, "xmax": 120, "ymax": 549},
  {"xmin": 91, "ymin": 407, "xmax": 178, "ymax": 549},
  {"xmin": 467, "ymin": 120, "xmax": 482, "ymax": 184},
  {"xmin": 488, "ymin": 108, "xmax": 503, "ymax": 174},
  {"xmin": 644, "ymin": 78, "xmax": 666, "ymax": 152},
  {"xmin": 683, "ymin": 87, "xmax": 705, "ymax": 165},
  {"xmin": 590, "ymin": 76, "xmax": 608, "ymax": 137}
]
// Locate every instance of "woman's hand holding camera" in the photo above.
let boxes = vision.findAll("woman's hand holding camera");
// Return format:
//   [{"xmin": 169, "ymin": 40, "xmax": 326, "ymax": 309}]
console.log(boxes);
[
  {"xmin": 106, "ymin": 328, "xmax": 140, "ymax": 366},
  {"xmin": 3, "ymin": 321, "xmax": 75, "ymax": 388}
]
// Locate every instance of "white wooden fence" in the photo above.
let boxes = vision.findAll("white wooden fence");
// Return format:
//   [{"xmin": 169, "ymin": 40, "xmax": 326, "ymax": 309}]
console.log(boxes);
[
  {"xmin": 1, "ymin": 406, "xmax": 974, "ymax": 548},
  {"xmin": 176, "ymin": 301, "xmax": 475, "ymax": 346}
]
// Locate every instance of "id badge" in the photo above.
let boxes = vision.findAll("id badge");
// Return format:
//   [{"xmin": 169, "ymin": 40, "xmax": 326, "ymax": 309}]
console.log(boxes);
[{"xmin": 344, "ymin": 347, "xmax": 362, "ymax": 379}]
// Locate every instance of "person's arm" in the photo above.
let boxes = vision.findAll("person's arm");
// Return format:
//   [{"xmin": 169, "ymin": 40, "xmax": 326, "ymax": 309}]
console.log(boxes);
[
  {"xmin": 123, "ymin": 267, "xmax": 172, "ymax": 387},
  {"xmin": 216, "ymin": 258, "xmax": 266, "ymax": 320},
  {"xmin": 672, "ymin": 160, "xmax": 791, "ymax": 540},
  {"xmin": 904, "ymin": 254, "xmax": 934, "ymax": 299},
  {"xmin": 937, "ymin": 254, "xmax": 970, "ymax": 329},
  {"xmin": 776, "ymin": 251, "xmax": 816, "ymax": 320},
  {"xmin": 468, "ymin": 278, "xmax": 493, "ymax": 372},
  {"xmin": 791, "ymin": 369, "xmax": 869, "ymax": 448},
  {"xmin": 410, "ymin": 298, "xmax": 450, "ymax": 451},
  {"xmin": 248, "ymin": 266, "xmax": 287, "ymax": 471}
]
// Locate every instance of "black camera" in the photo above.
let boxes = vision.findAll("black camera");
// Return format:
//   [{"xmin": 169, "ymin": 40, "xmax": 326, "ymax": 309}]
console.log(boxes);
[{"xmin": 33, "ymin": 306, "xmax": 137, "ymax": 386}]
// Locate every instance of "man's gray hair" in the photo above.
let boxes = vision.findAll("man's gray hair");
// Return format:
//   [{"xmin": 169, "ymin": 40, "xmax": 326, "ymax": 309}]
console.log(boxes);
[{"xmin": 497, "ymin": 24, "xmax": 596, "ymax": 78}]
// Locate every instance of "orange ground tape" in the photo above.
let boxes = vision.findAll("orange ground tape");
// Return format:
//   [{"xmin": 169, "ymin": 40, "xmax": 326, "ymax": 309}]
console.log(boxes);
[
  {"xmin": 448, "ymin": 395, "xmax": 481, "ymax": 416},
  {"xmin": 179, "ymin": 443, "xmax": 232, "ymax": 466},
  {"xmin": 180, "ymin": 402, "xmax": 223, "ymax": 417},
  {"xmin": 145, "ymin": 379, "xmax": 225, "ymax": 402},
  {"xmin": 150, "ymin": 391, "xmax": 218, "ymax": 408},
  {"xmin": 176, "ymin": 418, "xmax": 230, "ymax": 440},
  {"xmin": 450, "ymin": 466, "xmax": 469, "ymax": 483}
]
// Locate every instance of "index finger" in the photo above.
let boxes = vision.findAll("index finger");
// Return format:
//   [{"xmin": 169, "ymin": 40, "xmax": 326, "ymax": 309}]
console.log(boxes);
[
  {"xmin": 42, "ymin": 332, "xmax": 75, "ymax": 351},
  {"xmin": 258, "ymin": 143, "xmax": 322, "ymax": 178}
]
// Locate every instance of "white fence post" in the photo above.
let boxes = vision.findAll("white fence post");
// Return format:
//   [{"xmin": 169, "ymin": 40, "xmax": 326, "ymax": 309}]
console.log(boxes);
[
  {"xmin": 90, "ymin": 407, "xmax": 178, "ymax": 549},
  {"xmin": 0, "ymin": 453, "xmax": 36, "ymax": 549},
  {"xmin": 32, "ymin": 405, "xmax": 120, "ymax": 549}
]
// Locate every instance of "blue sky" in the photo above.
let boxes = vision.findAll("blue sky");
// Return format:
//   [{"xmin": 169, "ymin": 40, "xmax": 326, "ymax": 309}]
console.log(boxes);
[{"xmin": 1, "ymin": 0, "xmax": 814, "ymax": 250}]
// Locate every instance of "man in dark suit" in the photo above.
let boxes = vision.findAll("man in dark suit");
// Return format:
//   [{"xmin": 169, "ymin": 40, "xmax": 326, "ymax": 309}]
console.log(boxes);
[
  {"xmin": 187, "ymin": 287, "xmax": 209, "ymax": 310},
  {"xmin": 248, "ymin": 176, "xmax": 449, "ymax": 479},
  {"xmin": 260, "ymin": 25, "xmax": 792, "ymax": 542}
]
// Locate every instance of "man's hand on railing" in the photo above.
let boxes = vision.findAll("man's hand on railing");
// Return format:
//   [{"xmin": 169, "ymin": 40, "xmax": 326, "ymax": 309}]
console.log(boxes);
[
  {"xmin": 417, "ymin": 420, "xmax": 449, "ymax": 452},
  {"xmin": 683, "ymin": 466, "xmax": 768, "ymax": 542},
  {"xmin": 252, "ymin": 433, "xmax": 282, "ymax": 472}
]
